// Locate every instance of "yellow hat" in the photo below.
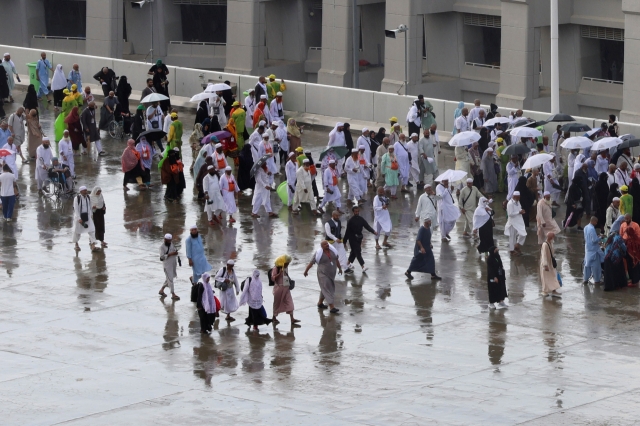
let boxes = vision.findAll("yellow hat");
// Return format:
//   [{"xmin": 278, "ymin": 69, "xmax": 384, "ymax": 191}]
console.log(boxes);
[
  {"xmin": 232, "ymin": 101, "xmax": 240, "ymax": 107},
  {"xmin": 389, "ymin": 116, "xmax": 398, "ymax": 123},
  {"xmin": 621, "ymin": 185, "xmax": 629, "ymax": 192},
  {"xmin": 170, "ymin": 112, "xmax": 178, "ymax": 119},
  {"xmin": 268, "ymin": 74, "xmax": 276, "ymax": 80},
  {"xmin": 496, "ymin": 138, "xmax": 504, "ymax": 144},
  {"xmin": 71, "ymin": 84, "xmax": 77, "ymax": 91},
  {"xmin": 63, "ymin": 89, "xmax": 69, "ymax": 95},
  {"xmin": 295, "ymin": 147, "xmax": 304, "ymax": 153}
]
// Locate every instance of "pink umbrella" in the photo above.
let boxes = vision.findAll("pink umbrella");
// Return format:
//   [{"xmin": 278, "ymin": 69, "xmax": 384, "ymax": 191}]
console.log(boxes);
[{"xmin": 0, "ymin": 149, "xmax": 13, "ymax": 157}]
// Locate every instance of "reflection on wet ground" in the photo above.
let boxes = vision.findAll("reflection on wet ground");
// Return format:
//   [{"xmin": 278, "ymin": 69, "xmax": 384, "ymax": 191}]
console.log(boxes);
[{"xmin": 2, "ymin": 95, "xmax": 640, "ymax": 425}]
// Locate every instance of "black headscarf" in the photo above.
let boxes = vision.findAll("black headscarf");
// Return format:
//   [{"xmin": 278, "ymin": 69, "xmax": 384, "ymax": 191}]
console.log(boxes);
[
  {"xmin": 514, "ymin": 176, "xmax": 534, "ymax": 227},
  {"xmin": 594, "ymin": 173, "xmax": 610, "ymax": 210},
  {"xmin": 567, "ymin": 176, "xmax": 584, "ymax": 206},
  {"xmin": 486, "ymin": 245, "xmax": 505, "ymax": 280},
  {"xmin": 607, "ymin": 182, "xmax": 621, "ymax": 207},
  {"xmin": 23, "ymin": 84, "xmax": 38, "ymax": 110},
  {"xmin": 221, "ymin": 80, "xmax": 234, "ymax": 116},
  {"xmin": 0, "ymin": 66, "xmax": 8, "ymax": 99},
  {"xmin": 344, "ymin": 123, "xmax": 354, "ymax": 150},
  {"xmin": 201, "ymin": 117, "xmax": 211, "ymax": 136},
  {"xmin": 210, "ymin": 116, "xmax": 221, "ymax": 133},
  {"xmin": 116, "ymin": 76, "xmax": 131, "ymax": 99},
  {"xmin": 374, "ymin": 127, "xmax": 386, "ymax": 144},
  {"xmin": 195, "ymin": 101, "xmax": 208, "ymax": 126},
  {"xmin": 630, "ymin": 176, "xmax": 640, "ymax": 225}
]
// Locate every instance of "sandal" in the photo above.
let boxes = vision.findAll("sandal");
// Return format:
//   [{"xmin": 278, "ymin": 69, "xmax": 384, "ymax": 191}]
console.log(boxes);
[
  {"xmin": 171, "ymin": 295, "xmax": 180, "ymax": 300},
  {"xmin": 158, "ymin": 291, "xmax": 167, "ymax": 297},
  {"xmin": 317, "ymin": 303, "xmax": 328, "ymax": 310}
]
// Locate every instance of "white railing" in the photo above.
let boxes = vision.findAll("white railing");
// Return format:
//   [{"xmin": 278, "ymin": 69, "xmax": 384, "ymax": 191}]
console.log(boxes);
[
  {"xmin": 464, "ymin": 61, "xmax": 500, "ymax": 69},
  {"xmin": 33, "ymin": 35, "xmax": 86, "ymax": 40},
  {"xmin": 582, "ymin": 76, "xmax": 623, "ymax": 85},
  {"xmin": 169, "ymin": 41, "xmax": 226, "ymax": 46}
]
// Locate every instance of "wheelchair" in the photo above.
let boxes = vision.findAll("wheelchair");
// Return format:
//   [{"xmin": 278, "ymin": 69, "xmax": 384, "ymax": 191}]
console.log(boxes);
[
  {"xmin": 43, "ymin": 169, "xmax": 75, "ymax": 203},
  {"xmin": 108, "ymin": 112, "xmax": 132, "ymax": 140}
]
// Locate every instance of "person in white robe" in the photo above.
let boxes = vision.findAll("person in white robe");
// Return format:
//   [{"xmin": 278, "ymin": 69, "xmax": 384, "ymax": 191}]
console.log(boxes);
[
  {"xmin": 2, "ymin": 138, "xmax": 18, "ymax": 176},
  {"xmin": 596, "ymin": 151, "xmax": 609, "ymax": 175},
  {"xmin": 259, "ymin": 94, "xmax": 272, "ymax": 125},
  {"xmin": 328, "ymin": 122, "xmax": 346, "ymax": 175},
  {"xmin": 251, "ymin": 163, "xmax": 277, "ymax": 217},
  {"xmin": 285, "ymin": 152, "xmax": 297, "ymax": 208},
  {"xmin": 389, "ymin": 123, "xmax": 402, "ymax": 145},
  {"xmin": 208, "ymin": 94, "xmax": 227, "ymax": 127},
  {"xmin": 266, "ymin": 122, "xmax": 281, "ymax": 170},
  {"xmin": 458, "ymin": 178, "xmax": 483, "ymax": 238},
  {"xmin": 36, "ymin": 137, "xmax": 53, "ymax": 192},
  {"xmin": 418, "ymin": 128, "xmax": 438, "ymax": 185},
  {"xmin": 407, "ymin": 133, "xmax": 421, "ymax": 186},
  {"xmin": 276, "ymin": 120, "xmax": 289, "ymax": 156},
  {"xmin": 72, "ymin": 186, "xmax": 98, "ymax": 252},
  {"xmin": 220, "ymin": 166, "xmax": 239, "ymax": 223},
  {"xmin": 214, "ymin": 260, "xmax": 240, "ymax": 321},
  {"xmin": 357, "ymin": 144, "xmax": 370, "ymax": 196},
  {"xmin": 345, "ymin": 149, "xmax": 364, "ymax": 204},
  {"xmin": 373, "ymin": 187, "xmax": 392, "ymax": 249},
  {"xmin": 357, "ymin": 129, "xmax": 373, "ymax": 184},
  {"xmin": 325, "ymin": 210, "xmax": 350, "ymax": 272},
  {"xmin": 2, "ymin": 54, "xmax": 18, "ymax": 101},
  {"xmin": 257, "ymin": 133, "xmax": 277, "ymax": 181},
  {"xmin": 406, "ymin": 101, "xmax": 421, "ymax": 135},
  {"xmin": 249, "ymin": 123, "xmax": 266, "ymax": 163},
  {"xmin": 572, "ymin": 153, "xmax": 585, "ymax": 179},
  {"xmin": 203, "ymin": 167, "xmax": 226, "ymax": 224},
  {"xmin": 436, "ymin": 178, "xmax": 460, "ymax": 241},
  {"xmin": 159, "ymin": 233, "xmax": 180, "ymax": 300},
  {"xmin": 269, "ymin": 93, "xmax": 285, "ymax": 123},
  {"xmin": 58, "ymin": 130, "xmax": 75, "ymax": 177},
  {"xmin": 244, "ymin": 89, "xmax": 256, "ymax": 130},
  {"xmin": 414, "ymin": 184, "xmax": 438, "ymax": 228},
  {"xmin": 292, "ymin": 159, "xmax": 318, "ymax": 214},
  {"xmin": 454, "ymin": 145, "xmax": 470, "ymax": 186},
  {"xmin": 543, "ymin": 154, "xmax": 561, "ymax": 205},
  {"xmin": 504, "ymin": 191, "xmax": 527, "ymax": 255},
  {"xmin": 394, "ymin": 134, "xmax": 411, "ymax": 190},
  {"xmin": 506, "ymin": 155, "xmax": 521, "ymax": 200},
  {"xmin": 210, "ymin": 143, "xmax": 229, "ymax": 173},
  {"xmin": 614, "ymin": 162, "xmax": 631, "ymax": 188},
  {"xmin": 318, "ymin": 160, "xmax": 342, "ymax": 213}
]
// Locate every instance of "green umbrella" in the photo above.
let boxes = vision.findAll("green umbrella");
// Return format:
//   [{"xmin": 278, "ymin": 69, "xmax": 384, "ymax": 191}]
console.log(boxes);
[{"xmin": 319, "ymin": 146, "xmax": 350, "ymax": 161}]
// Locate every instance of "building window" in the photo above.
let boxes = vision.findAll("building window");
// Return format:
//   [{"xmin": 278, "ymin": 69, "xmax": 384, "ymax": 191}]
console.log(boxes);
[
  {"xmin": 463, "ymin": 13, "xmax": 501, "ymax": 67},
  {"xmin": 179, "ymin": 5, "xmax": 227, "ymax": 43},
  {"xmin": 581, "ymin": 26, "xmax": 624, "ymax": 82},
  {"xmin": 43, "ymin": 0, "xmax": 86, "ymax": 38}
]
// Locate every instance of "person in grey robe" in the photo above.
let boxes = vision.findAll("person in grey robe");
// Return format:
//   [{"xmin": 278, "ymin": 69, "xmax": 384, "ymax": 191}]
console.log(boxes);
[
  {"xmin": 159, "ymin": 233, "xmax": 180, "ymax": 300},
  {"xmin": 418, "ymin": 127, "xmax": 437, "ymax": 185},
  {"xmin": 80, "ymin": 101, "xmax": 104, "ymax": 156},
  {"xmin": 304, "ymin": 241, "xmax": 343, "ymax": 314},
  {"xmin": 481, "ymin": 147, "xmax": 498, "ymax": 194}
]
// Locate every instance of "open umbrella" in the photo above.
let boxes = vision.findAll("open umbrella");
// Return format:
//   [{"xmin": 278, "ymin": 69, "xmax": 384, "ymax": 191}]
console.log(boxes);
[
  {"xmin": 190, "ymin": 92, "xmax": 216, "ymax": 102},
  {"xmin": 435, "ymin": 169, "xmax": 468, "ymax": 183},
  {"xmin": 448, "ymin": 131, "xmax": 481, "ymax": 147},
  {"xmin": 319, "ymin": 146, "xmax": 350, "ymax": 161},
  {"xmin": 484, "ymin": 116, "xmax": 510, "ymax": 127},
  {"xmin": 546, "ymin": 113, "xmax": 575, "ymax": 123},
  {"xmin": 136, "ymin": 128, "xmax": 166, "ymax": 143},
  {"xmin": 502, "ymin": 143, "xmax": 532, "ymax": 156},
  {"xmin": 523, "ymin": 120, "xmax": 548, "ymax": 129},
  {"xmin": 617, "ymin": 139, "xmax": 640, "ymax": 150},
  {"xmin": 0, "ymin": 149, "xmax": 13, "ymax": 157},
  {"xmin": 584, "ymin": 128, "xmax": 600, "ymax": 138},
  {"xmin": 560, "ymin": 136, "xmax": 593, "ymax": 150},
  {"xmin": 521, "ymin": 153, "xmax": 553, "ymax": 170},
  {"xmin": 561, "ymin": 122, "xmax": 591, "ymax": 132},
  {"xmin": 620, "ymin": 134, "xmax": 636, "ymax": 142},
  {"xmin": 590, "ymin": 137, "xmax": 623, "ymax": 152},
  {"xmin": 250, "ymin": 154, "xmax": 271, "ymax": 177},
  {"xmin": 510, "ymin": 127, "xmax": 542, "ymax": 139},
  {"xmin": 204, "ymin": 83, "xmax": 232, "ymax": 92},
  {"xmin": 140, "ymin": 93, "xmax": 170, "ymax": 103}
]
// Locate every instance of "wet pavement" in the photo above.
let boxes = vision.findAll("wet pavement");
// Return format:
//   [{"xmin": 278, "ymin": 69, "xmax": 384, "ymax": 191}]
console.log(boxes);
[{"xmin": 2, "ymin": 96, "xmax": 640, "ymax": 425}]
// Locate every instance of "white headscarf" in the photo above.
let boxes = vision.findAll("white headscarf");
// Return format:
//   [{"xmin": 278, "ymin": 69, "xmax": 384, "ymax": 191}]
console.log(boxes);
[
  {"xmin": 472, "ymin": 197, "xmax": 492, "ymax": 231},
  {"xmin": 315, "ymin": 243, "xmax": 338, "ymax": 263},
  {"xmin": 51, "ymin": 64, "xmax": 67, "ymax": 91},
  {"xmin": 239, "ymin": 270, "xmax": 264, "ymax": 310},
  {"xmin": 328, "ymin": 122, "xmax": 345, "ymax": 147},
  {"xmin": 200, "ymin": 273, "xmax": 217, "ymax": 314},
  {"xmin": 90, "ymin": 186, "xmax": 104, "ymax": 209}
]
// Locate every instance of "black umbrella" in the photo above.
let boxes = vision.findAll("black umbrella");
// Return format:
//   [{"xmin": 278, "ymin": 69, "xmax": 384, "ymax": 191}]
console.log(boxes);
[
  {"xmin": 502, "ymin": 143, "xmax": 531, "ymax": 156},
  {"xmin": 620, "ymin": 134, "xmax": 637, "ymax": 142},
  {"xmin": 617, "ymin": 139, "xmax": 640, "ymax": 150},
  {"xmin": 560, "ymin": 122, "xmax": 591, "ymax": 132},
  {"xmin": 136, "ymin": 129, "xmax": 166, "ymax": 143},
  {"xmin": 250, "ymin": 154, "xmax": 271, "ymax": 177},
  {"xmin": 523, "ymin": 120, "xmax": 548, "ymax": 129},
  {"xmin": 546, "ymin": 113, "xmax": 575, "ymax": 123}
]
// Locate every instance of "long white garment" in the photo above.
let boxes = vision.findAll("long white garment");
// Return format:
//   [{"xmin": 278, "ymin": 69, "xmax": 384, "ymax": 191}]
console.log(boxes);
[
  {"xmin": 614, "ymin": 168, "xmax": 630, "ymax": 188},
  {"xmin": 543, "ymin": 160, "xmax": 561, "ymax": 200},
  {"xmin": 203, "ymin": 174, "xmax": 226, "ymax": 219},
  {"xmin": 406, "ymin": 105, "xmax": 421, "ymax": 127},
  {"xmin": 51, "ymin": 65, "xmax": 67, "ymax": 91},
  {"xmin": 472, "ymin": 197, "xmax": 491, "ymax": 231},
  {"xmin": 406, "ymin": 140, "xmax": 420, "ymax": 183},
  {"xmin": 2, "ymin": 143, "xmax": 17, "ymax": 175},
  {"xmin": 252, "ymin": 168, "xmax": 272, "ymax": 214},
  {"xmin": 436, "ymin": 184, "xmax": 460, "ymax": 236},
  {"xmin": 163, "ymin": 114, "xmax": 172, "ymax": 134},
  {"xmin": 238, "ymin": 270, "xmax": 264, "ymax": 309},
  {"xmin": 455, "ymin": 115, "xmax": 470, "ymax": 133},
  {"xmin": 58, "ymin": 137, "xmax": 75, "ymax": 176},
  {"xmin": 320, "ymin": 167, "xmax": 341, "ymax": 206},
  {"xmin": 244, "ymin": 95, "xmax": 256, "ymax": 129},
  {"xmin": 276, "ymin": 121, "xmax": 289, "ymax": 152},
  {"xmin": 345, "ymin": 156, "xmax": 364, "ymax": 201},
  {"xmin": 328, "ymin": 124, "xmax": 346, "ymax": 147},
  {"xmin": 293, "ymin": 166, "xmax": 316, "ymax": 209},
  {"xmin": 454, "ymin": 146, "xmax": 470, "ymax": 179},
  {"xmin": 72, "ymin": 193, "xmax": 96, "ymax": 235},
  {"xmin": 285, "ymin": 159, "xmax": 297, "ymax": 205},
  {"xmin": 160, "ymin": 242, "xmax": 178, "ymax": 291},
  {"xmin": 214, "ymin": 267, "xmax": 240, "ymax": 313},
  {"xmin": 504, "ymin": 198, "xmax": 527, "ymax": 240},
  {"xmin": 219, "ymin": 174, "xmax": 239, "ymax": 214},
  {"xmin": 394, "ymin": 141, "xmax": 410, "ymax": 185},
  {"xmin": 357, "ymin": 135, "xmax": 372, "ymax": 164},
  {"xmin": 270, "ymin": 99, "xmax": 285, "ymax": 122},
  {"xmin": 357, "ymin": 152, "xmax": 369, "ymax": 194},
  {"xmin": 257, "ymin": 139, "xmax": 277, "ymax": 175},
  {"xmin": 324, "ymin": 221, "xmax": 349, "ymax": 268},
  {"xmin": 415, "ymin": 193, "xmax": 438, "ymax": 226},
  {"xmin": 572, "ymin": 154, "xmax": 585, "ymax": 179},
  {"xmin": 595, "ymin": 156, "xmax": 609, "ymax": 175},
  {"xmin": 211, "ymin": 151, "xmax": 229, "ymax": 173},
  {"xmin": 506, "ymin": 161, "xmax": 521, "ymax": 200},
  {"xmin": 35, "ymin": 145, "xmax": 53, "ymax": 189},
  {"xmin": 209, "ymin": 96, "xmax": 227, "ymax": 127},
  {"xmin": 248, "ymin": 130, "xmax": 263, "ymax": 163},
  {"xmin": 373, "ymin": 195, "xmax": 392, "ymax": 233}
]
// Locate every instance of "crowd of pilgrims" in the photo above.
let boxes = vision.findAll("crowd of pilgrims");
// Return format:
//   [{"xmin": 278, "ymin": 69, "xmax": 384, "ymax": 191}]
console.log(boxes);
[{"xmin": 2, "ymin": 56, "xmax": 640, "ymax": 329}]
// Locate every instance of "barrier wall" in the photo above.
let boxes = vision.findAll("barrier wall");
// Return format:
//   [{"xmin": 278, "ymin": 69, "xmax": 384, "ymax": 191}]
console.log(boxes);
[{"xmin": 5, "ymin": 44, "xmax": 640, "ymax": 140}]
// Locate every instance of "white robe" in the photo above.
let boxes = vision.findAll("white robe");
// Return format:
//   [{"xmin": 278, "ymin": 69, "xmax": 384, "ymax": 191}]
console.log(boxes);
[
  {"xmin": 257, "ymin": 140, "xmax": 277, "ymax": 175},
  {"xmin": 345, "ymin": 156, "xmax": 364, "ymax": 201},
  {"xmin": 321, "ymin": 167, "xmax": 341, "ymax": 204},
  {"xmin": 252, "ymin": 168, "xmax": 272, "ymax": 213},
  {"xmin": 506, "ymin": 161, "xmax": 521, "ymax": 200},
  {"xmin": 415, "ymin": 193, "xmax": 438, "ymax": 227},
  {"xmin": 504, "ymin": 199, "xmax": 527, "ymax": 238},
  {"xmin": 72, "ymin": 194, "xmax": 95, "ymax": 234},
  {"xmin": 373, "ymin": 195, "xmax": 392, "ymax": 233},
  {"xmin": 244, "ymin": 96, "xmax": 256, "ymax": 129},
  {"xmin": 394, "ymin": 141, "xmax": 410, "ymax": 185},
  {"xmin": 406, "ymin": 140, "xmax": 420, "ymax": 183},
  {"xmin": 293, "ymin": 166, "xmax": 315, "ymax": 208},
  {"xmin": 203, "ymin": 174, "xmax": 226, "ymax": 218},
  {"xmin": 208, "ymin": 97, "xmax": 227, "ymax": 127},
  {"xmin": 58, "ymin": 137, "xmax": 74, "ymax": 175},
  {"xmin": 285, "ymin": 160, "xmax": 297, "ymax": 205},
  {"xmin": 214, "ymin": 267, "xmax": 240, "ymax": 313},
  {"xmin": 614, "ymin": 169, "xmax": 630, "ymax": 188},
  {"xmin": 248, "ymin": 130, "xmax": 263, "ymax": 163},
  {"xmin": 328, "ymin": 129, "xmax": 346, "ymax": 147},
  {"xmin": 219, "ymin": 174, "xmax": 239, "ymax": 214},
  {"xmin": 543, "ymin": 161, "xmax": 561, "ymax": 196},
  {"xmin": 35, "ymin": 145, "xmax": 53, "ymax": 186},
  {"xmin": 270, "ymin": 99, "xmax": 284, "ymax": 122},
  {"xmin": 2, "ymin": 144, "xmax": 17, "ymax": 175},
  {"xmin": 436, "ymin": 184, "xmax": 460, "ymax": 231}
]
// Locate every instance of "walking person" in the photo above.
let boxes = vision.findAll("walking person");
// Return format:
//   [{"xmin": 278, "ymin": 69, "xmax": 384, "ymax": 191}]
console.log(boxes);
[
  {"xmin": 292, "ymin": 159, "xmax": 318, "ymax": 215},
  {"xmin": 505, "ymin": 191, "xmax": 527, "ymax": 256},
  {"xmin": 474, "ymin": 197, "xmax": 495, "ymax": 255},
  {"xmin": 90, "ymin": 186, "xmax": 108, "ymax": 249},
  {"xmin": 318, "ymin": 159, "xmax": 342, "ymax": 213},
  {"xmin": 304, "ymin": 241, "xmax": 343, "ymax": 314},
  {"xmin": 7, "ymin": 108, "xmax": 27, "ymax": 162},
  {"xmin": 159, "ymin": 233, "xmax": 180, "ymax": 300},
  {"xmin": 36, "ymin": 52, "xmax": 52, "ymax": 102},
  {"xmin": 0, "ymin": 164, "xmax": 17, "ymax": 221},
  {"xmin": 458, "ymin": 178, "xmax": 483, "ymax": 239},
  {"xmin": 80, "ymin": 102, "xmax": 104, "ymax": 156},
  {"xmin": 343, "ymin": 205, "xmax": 377, "ymax": 274},
  {"xmin": 486, "ymin": 246, "xmax": 509, "ymax": 309},
  {"xmin": 325, "ymin": 210, "xmax": 351, "ymax": 273},
  {"xmin": 185, "ymin": 225, "xmax": 212, "ymax": 285},
  {"xmin": 121, "ymin": 139, "xmax": 146, "ymax": 191},
  {"xmin": 220, "ymin": 166, "xmax": 240, "ymax": 224},
  {"xmin": 214, "ymin": 260, "xmax": 240, "ymax": 322},
  {"xmin": 415, "ymin": 184, "xmax": 438, "ymax": 227},
  {"xmin": 583, "ymin": 216, "xmax": 604, "ymax": 285},
  {"xmin": 251, "ymin": 162, "xmax": 277, "ymax": 218},
  {"xmin": 72, "ymin": 186, "xmax": 98, "ymax": 252},
  {"xmin": 239, "ymin": 270, "xmax": 272, "ymax": 331},
  {"xmin": 271, "ymin": 255, "xmax": 299, "ymax": 325},
  {"xmin": 603, "ymin": 230, "xmax": 628, "ymax": 291},
  {"xmin": 436, "ymin": 177, "xmax": 460, "ymax": 242},
  {"xmin": 540, "ymin": 232, "xmax": 562, "ymax": 297},
  {"xmin": 203, "ymin": 167, "xmax": 226, "ymax": 225},
  {"xmin": 195, "ymin": 273, "xmax": 218, "ymax": 334},
  {"xmin": 536, "ymin": 191, "xmax": 562, "ymax": 244},
  {"xmin": 405, "ymin": 218, "xmax": 441, "ymax": 280},
  {"xmin": 373, "ymin": 187, "xmax": 393, "ymax": 249}
]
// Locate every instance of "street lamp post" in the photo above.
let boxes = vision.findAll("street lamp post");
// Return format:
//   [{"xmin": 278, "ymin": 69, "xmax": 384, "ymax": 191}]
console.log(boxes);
[
  {"xmin": 550, "ymin": 0, "xmax": 559, "ymax": 114},
  {"xmin": 385, "ymin": 24, "xmax": 409, "ymax": 95}
]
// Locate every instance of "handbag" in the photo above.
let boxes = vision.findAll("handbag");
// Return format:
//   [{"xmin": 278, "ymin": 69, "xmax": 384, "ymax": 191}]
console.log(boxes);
[
  {"xmin": 151, "ymin": 120, "xmax": 159, "ymax": 129},
  {"xmin": 288, "ymin": 276, "xmax": 295, "ymax": 291},
  {"xmin": 546, "ymin": 243, "xmax": 557, "ymax": 269}
]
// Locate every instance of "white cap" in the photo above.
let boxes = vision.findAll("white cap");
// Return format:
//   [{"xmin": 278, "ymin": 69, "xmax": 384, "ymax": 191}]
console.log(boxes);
[
  {"xmin": 466, "ymin": 178, "xmax": 473, "ymax": 183},
  {"xmin": 303, "ymin": 159, "xmax": 310, "ymax": 163},
  {"xmin": 362, "ymin": 127, "xmax": 369, "ymax": 133},
  {"xmin": 262, "ymin": 133, "xmax": 269, "ymax": 139},
  {"xmin": 352, "ymin": 148, "xmax": 359, "ymax": 153},
  {"xmin": 215, "ymin": 143, "xmax": 222, "ymax": 148},
  {"xmin": 190, "ymin": 224, "xmax": 198, "ymax": 230},
  {"xmin": 78, "ymin": 185, "xmax": 87, "ymax": 191},
  {"xmin": 543, "ymin": 191, "xmax": 550, "ymax": 196},
  {"xmin": 260, "ymin": 94, "xmax": 267, "ymax": 99},
  {"xmin": 634, "ymin": 163, "xmax": 640, "ymax": 170},
  {"xmin": 226, "ymin": 259, "xmax": 235, "ymax": 265},
  {"xmin": 207, "ymin": 165, "xmax": 214, "ymax": 170},
  {"xmin": 410, "ymin": 133, "xmax": 418, "ymax": 138},
  {"xmin": 276, "ymin": 91, "xmax": 283, "ymax": 96},
  {"xmin": 329, "ymin": 159, "xmax": 336, "ymax": 164},
  {"xmin": 248, "ymin": 87, "xmax": 255, "ymax": 92},
  {"xmin": 173, "ymin": 147, "xmax": 179, "ymax": 151},
  {"xmin": 3, "ymin": 53, "xmax": 9, "ymax": 57},
  {"xmin": 513, "ymin": 191, "xmax": 521, "ymax": 196},
  {"xmin": 164, "ymin": 233, "xmax": 172, "ymax": 240},
  {"xmin": 259, "ymin": 120, "xmax": 266, "ymax": 127},
  {"xmin": 288, "ymin": 152, "xmax": 295, "ymax": 157},
  {"xmin": 550, "ymin": 152, "xmax": 556, "ymax": 157},
  {"xmin": 393, "ymin": 123, "xmax": 401, "ymax": 127},
  {"xmin": 486, "ymin": 147, "xmax": 494, "ymax": 152},
  {"xmin": 225, "ymin": 166, "xmax": 232, "ymax": 171},
  {"xmin": 42, "ymin": 137, "xmax": 50, "ymax": 142},
  {"xmin": 613, "ymin": 197, "xmax": 620, "ymax": 202},
  {"xmin": 359, "ymin": 145, "xmax": 365, "ymax": 149},
  {"xmin": 425, "ymin": 184, "xmax": 432, "ymax": 188}
]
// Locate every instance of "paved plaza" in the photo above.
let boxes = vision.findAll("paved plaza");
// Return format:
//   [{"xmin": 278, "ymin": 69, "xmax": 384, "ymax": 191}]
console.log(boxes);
[{"xmin": 1, "ymin": 99, "xmax": 640, "ymax": 425}]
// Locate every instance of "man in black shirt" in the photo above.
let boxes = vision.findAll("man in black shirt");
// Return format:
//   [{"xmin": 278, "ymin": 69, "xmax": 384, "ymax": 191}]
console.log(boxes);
[
  {"xmin": 93, "ymin": 67, "xmax": 117, "ymax": 97},
  {"xmin": 343, "ymin": 206, "xmax": 377, "ymax": 274}
]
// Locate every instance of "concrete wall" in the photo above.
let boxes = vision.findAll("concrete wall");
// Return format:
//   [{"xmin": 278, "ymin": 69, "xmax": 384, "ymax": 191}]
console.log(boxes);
[
  {"xmin": 424, "ymin": 12, "xmax": 460, "ymax": 78},
  {"xmin": 359, "ymin": 2, "xmax": 386, "ymax": 66},
  {"xmin": 571, "ymin": 0, "xmax": 624, "ymax": 28}
]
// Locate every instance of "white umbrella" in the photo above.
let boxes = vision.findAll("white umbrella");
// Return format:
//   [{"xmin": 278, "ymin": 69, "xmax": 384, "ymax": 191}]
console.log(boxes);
[
  {"xmin": 590, "ymin": 137, "xmax": 623, "ymax": 152},
  {"xmin": 585, "ymin": 128, "xmax": 599, "ymax": 137},
  {"xmin": 205, "ymin": 83, "xmax": 232, "ymax": 92},
  {"xmin": 560, "ymin": 136, "xmax": 593, "ymax": 150},
  {"xmin": 140, "ymin": 93, "xmax": 169, "ymax": 103},
  {"xmin": 521, "ymin": 153, "xmax": 553, "ymax": 170},
  {"xmin": 510, "ymin": 126, "xmax": 542, "ymax": 139},
  {"xmin": 448, "ymin": 131, "xmax": 480, "ymax": 147},
  {"xmin": 435, "ymin": 169, "xmax": 469, "ymax": 183},
  {"xmin": 484, "ymin": 116, "xmax": 510, "ymax": 127},
  {"xmin": 190, "ymin": 92, "xmax": 216, "ymax": 102}
]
